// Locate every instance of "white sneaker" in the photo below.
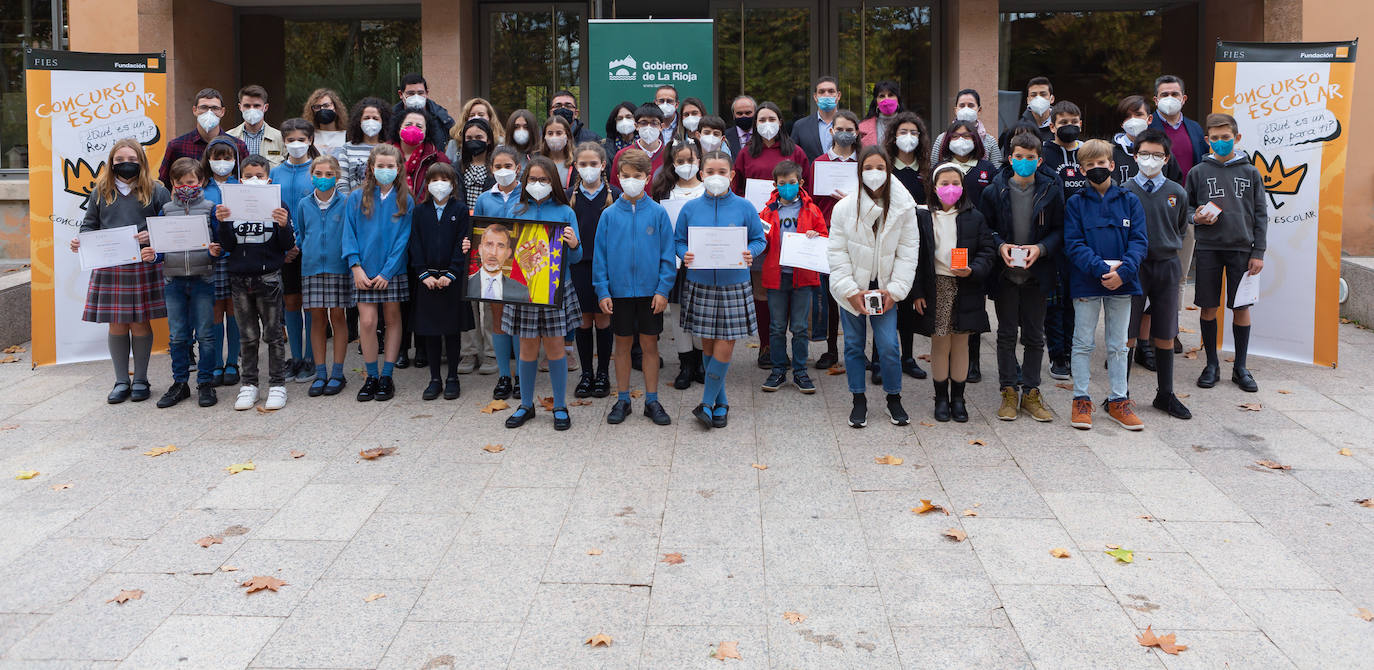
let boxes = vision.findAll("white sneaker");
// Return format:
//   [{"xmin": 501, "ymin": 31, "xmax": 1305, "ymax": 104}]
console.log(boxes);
[
  {"xmin": 566, "ymin": 346, "xmax": 580, "ymax": 371},
  {"xmin": 457, "ymin": 355, "xmax": 478, "ymax": 374},
  {"xmin": 234, "ymin": 385, "xmax": 258, "ymax": 410},
  {"xmin": 477, "ymin": 358, "xmax": 498, "ymax": 375},
  {"xmin": 265, "ymin": 386, "xmax": 287, "ymax": 410}
]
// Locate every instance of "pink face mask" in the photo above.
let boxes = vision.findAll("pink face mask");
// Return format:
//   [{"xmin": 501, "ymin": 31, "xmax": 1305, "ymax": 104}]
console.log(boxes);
[
  {"xmin": 877, "ymin": 98, "xmax": 899, "ymax": 115},
  {"xmin": 399, "ymin": 125, "xmax": 425, "ymax": 145},
  {"xmin": 936, "ymin": 183, "xmax": 963, "ymax": 207}
]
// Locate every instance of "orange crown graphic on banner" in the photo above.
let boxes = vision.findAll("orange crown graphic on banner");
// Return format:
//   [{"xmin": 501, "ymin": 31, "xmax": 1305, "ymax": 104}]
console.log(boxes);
[
  {"xmin": 1251, "ymin": 152, "xmax": 1307, "ymax": 196},
  {"xmin": 62, "ymin": 157, "xmax": 101, "ymax": 204}
]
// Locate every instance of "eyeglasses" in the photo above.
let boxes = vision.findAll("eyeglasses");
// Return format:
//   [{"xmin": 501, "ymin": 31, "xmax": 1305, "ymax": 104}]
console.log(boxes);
[
  {"xmin": 194, "ymin": 105, "xmax": 224, "ymax": 114},
  {"xmin": 638, "ymin": 122, "xmax": 662, "ymax": 130},
  {"xmin": 1137, "ymin": 151, "xmax": 1167, "ymax": 160},
  {"xmin": 311, "ymin": 101, "xmax": 334, "ymax": 111}
]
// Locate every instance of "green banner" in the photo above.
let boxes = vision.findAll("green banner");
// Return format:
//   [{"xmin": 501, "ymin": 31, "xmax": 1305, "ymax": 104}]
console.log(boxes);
[{"xmin": 588, "ymin": 20, "xmax": 714, "ymax": 137}]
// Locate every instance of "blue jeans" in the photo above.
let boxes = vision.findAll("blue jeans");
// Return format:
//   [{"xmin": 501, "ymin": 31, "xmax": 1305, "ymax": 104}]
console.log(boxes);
[
  {"xmin": 840, "ymin": 308, "xmax": 901, "ymax": 395},
  {"xmin": 165, "ymin": 275, "xmax": 217, "ymax": 385},
  {"xmin": 768, "ymin": 275, "xmax": 812, "ymax": 373},
  {"xmin": 1071, "ymin": 295, "xmax": 1131, "ymax": 401}
]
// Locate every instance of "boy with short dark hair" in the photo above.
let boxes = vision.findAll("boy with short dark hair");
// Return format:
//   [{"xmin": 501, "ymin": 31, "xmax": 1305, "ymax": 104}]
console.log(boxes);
[
  {"xmin": 159, "ymin": 87, "xmax": 248, "ymax": 186},
  {"xmin": 610, "ymin": 104, "xmax": 667, "ymax": 189},
  {"xmin": 1040, "ymin": 100, "xmax": 1085, "ymax": 383},
  {"xmin": 592, "ymin": 148, "xmax": 677, "ymax": 426},
  {"xmin": 759, "ymin": 160, "xmax": 827, "ymax": 394},
  {"xmin": 227, "ymin": 84, "xmax": 284, "ymax": 166},
  {"xmin": 153, "ymin": 157, "xmax": 222, "ymax": 409},
  {"xmin": 1125, "ymin": 128, "xmax": 1191, "ymax": 419},
  {"xmin": 1185, "ymin": 113, "xmax": 1268, "ymax": 392},
  {"xmin": 1020, "ymin": 76, "xmax": 1057, "ymax": 143}
]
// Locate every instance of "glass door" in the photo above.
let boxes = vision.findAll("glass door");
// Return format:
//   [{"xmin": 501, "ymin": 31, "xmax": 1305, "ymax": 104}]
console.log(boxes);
[
  {"xmin": 711, "ymin": 1, "xmax": 818, "ymax": 122},
  {"xmin": 830, "ymin": 0, "xmax": 936, "ymax": 121},
  {"xmin": 483, "ymin": 3, "xmax": 586, "ymax": 124}
]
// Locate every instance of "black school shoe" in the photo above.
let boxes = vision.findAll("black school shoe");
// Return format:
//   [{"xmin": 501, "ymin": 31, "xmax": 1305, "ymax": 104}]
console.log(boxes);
[
  {"xmin": 1197, "ymin": 363, "xmax": 1220, "ymax": 388},
  {"xmin": 1134, "ymin": 345, "xmax": 1157, "ymax": 371},
  {"xmin": 156, "ymin": 382, "xmax": 191, "ymax": 409},
  {"xmin": 552, "ymin": 407, "xmax": 572, "ymax": 431},
  {"xmin": 591, "ymin": 372, "xmax": 611, "ymax": 398},
  {"xmin": 443, "ymin": 376, "xmax": 461, "ymax": 400},
  {"xmin": 422, "ymin": 379, "xmax": 443, "ymax": 401},
  {"xmin": 1153, "ymin": 392, "xmax": 1192, "ymax": 419},
  {"xmin": 505, "ymin": 405, "xmax": 535, "ymax": 428},
  {"xmin": 966, "ymin": 359, "xmax": 982, "ymax": 384},
  {"xmin": 198, "ymin": 384, "xmax": 218, "ymax": 407},
  {"xmin": 493, "ymin": 376, "xmax": 513, "ymax": 400},
  {"xmin": 222, "ymin": 364, "xmax": 240, "ymax": 386},
  {"xmin": 513, "ymin": 375, "xmax": 522, "ymax": 400},
  {"xmin": 644, "ymin": 400, "xmax": 672, "ymax": 425},
  {"xmin": 108, "ymin": 382, "xmax": 131, "ymax": 404},
  {"xmin": 130, "ymin": 380, "xmax": 152, "ymax": 402},
  {"xmin": 607, "ymin": 399, "xmax": 631, "ymax": 424},
  {"xmin": 375, "ymin": 375, "xmax": 396, "ymax": 401},
  {"xmin": 711, "ymin": 404, "xmax": 729, "ymax": 428},
  {"xmin": 901, "ymin": 357, "xmax": 928, "ymax": 379},
  {"xmin": 885, "ymin": 393, "xmax": 910, "ymax": 426},
  {"xmin": 692, "ymin": 403, "xmax": 714, "ymax": 429},
  {"xmin": 395, "ymin": 350, "xmax": 410, "ymax": 369},
  {"xmin": 1232, "ymin": 367, "xmax": 1259, "ymax": 392},
  {"xmin": 814, "ymin": 350, "xmax": 838, "ymax": 370},
  {"xmin": 356, "ymin": 376, "xmax": 379, "ymax": 401},
  {"xmin": 575, "ymin": 373, "xmax": 595, "ymax": 398}
]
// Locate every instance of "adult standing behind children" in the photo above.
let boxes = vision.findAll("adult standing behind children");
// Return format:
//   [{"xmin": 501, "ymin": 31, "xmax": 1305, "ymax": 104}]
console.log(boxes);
[
  {"xmin": 333, "ymin": 97, "xmax": 392, "ymax": 195},
  {"xmin": 304, "ymin": 88, "xmax": 349, "ymax": 154},
  {"xmin": 393, "ymin": 73, "xmax": 457, "ymax": 151},
  {"xmin": 227, "ymin": 85, "xmax": 284, "ymax": 167},
  {"xmin": 791, "ymin": 76, "xmax": 843, "ymax": 161},
  {"xmin": 1149, "ymin": 75, "xmax": 1206, "ymax": 177},
  {"xmin": 159, "ymin": 88, "xmax": 248, "ymax": 187}
]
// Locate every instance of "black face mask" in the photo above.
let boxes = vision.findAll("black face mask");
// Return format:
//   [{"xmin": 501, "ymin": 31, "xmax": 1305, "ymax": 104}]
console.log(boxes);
[
  {"xmin": 462, "ymin": 139, "xmax": 489, "ymax": 158},
  {"xmin": 735, "ymin": 115, "xmax": 754, "ymax": 132},
  {"xmin": 1055, "ymin": 125, "xmax": 1081, "ymax": 143},
  {"xmin": 552, "ymin": 107, "xmax": 575, "ymax": 124},
  {"xmin": 314, "ymin": 108, "xmax": 338, "ymax": 126},
  {"xmin": 1086, "ymin": 166, "xmax": 1113, "ymax": 185},
  {"xmin": 111, "ymin": 161, "xmax": 141, "ymax": 180}
]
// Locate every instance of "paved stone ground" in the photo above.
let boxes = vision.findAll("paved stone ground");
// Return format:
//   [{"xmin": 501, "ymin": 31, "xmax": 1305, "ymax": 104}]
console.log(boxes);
[{"xmin": 3, "ymin": 304, "xmax": 1374, "ymax": 669}]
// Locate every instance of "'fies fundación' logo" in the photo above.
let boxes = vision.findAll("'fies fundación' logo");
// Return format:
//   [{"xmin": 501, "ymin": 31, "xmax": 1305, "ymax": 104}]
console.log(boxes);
[{"xmin": 609, "ymin": 55, "xmax": 637, "ymax": 81}]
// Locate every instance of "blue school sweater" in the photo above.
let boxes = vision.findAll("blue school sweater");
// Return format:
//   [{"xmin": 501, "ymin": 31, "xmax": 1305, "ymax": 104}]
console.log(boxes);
[
  {"xmin": 474, "ymin": 185, "xmax": 523, "ymax": 218},
  {"xmin": 1063, "ymin": 183, "xmax": 1149, "ymax": 299},
  {"xmin": 673, "ymin": 190, "xmax": 767, "ymax": 286},
  {"xmin": 509, "ymin": 198, "xmax": 583, "ymax": 265},
  {"xmin": 341, "ymin": 186, "xmax": 413, "ymax": 280},
  {"xmin": 270, "ymin": 160, "xmax": 314, "ymax": 208},
  {"xmin": 592, "ymin": 195, "xmax": 676, "ymax": 301},
  {"xmin": 293, "ymin": 191, "xmax": 350, "ymax": 276},
  {"xmin": 203, "ymin": 176, "xmax": 239, "ymax": 205}
]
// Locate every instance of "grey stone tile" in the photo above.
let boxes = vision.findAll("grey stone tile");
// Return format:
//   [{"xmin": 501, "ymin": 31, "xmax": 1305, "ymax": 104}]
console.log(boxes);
[
  {"xmin": 853, "ymin": 490, "xmax": 958, "ymax": 551},
  {"xmin": 55, "ymin": 480, "xmax": 211, "ymax": 541},
  {"xmin": 325, "ymin": 513, "xmax": 464, "ymax": 581},
  {"xmin": 0, "ymin": 537, "xmax": 138, "ymax": 614},
  {"xmin": 543, "ymin": 515, "xmax": 661, "ymax": 586},
  {"xmin": 1284, "ymin": 409, "xmax": 1374, "ymax": 450},
  {"xmin": 1081, "ymin": 431, "xmax": 1193, "ymax": 469},
  {"xmin": 647, "ymin": 546, "xmax": 765, "ymax": 627},
  {"xmin": 486, "ymin": 444, "xmax": 588, "ymax": 488},
  {"xmin": 1229, "ymin": 588, "xmax": 1374, "ymax": 670},
  {"xmin": 871, "ymin": 546, "xmax": 1004, "ymax": 628},
  {"xmin": 191, "ymin": 459, "xmax": 324, "ymax": 509},
  {"xmin": 174, "ymin": 539, "xmax": 344, "ymax": 617},
  {"xmin": 840, "ymin": 442, "xmax": 939, "ymax": 491},
  {"xmin": 1116, "ymin": 469, "xmax": 1254, "ymax": 522},
  {"xmin": 996, "ymin": 584, "xmax": 1162, "ymax": 669},
  {"xmin": 1258, "ymin": 514, "xmax": 1374, "ymax": 604},
  {"xmin": 253, "ymin": 483, "xmax": 391, "ymax": 542},
  {"xmin": 759, "ymin": 464, "xmax": 857, "ymax": 519},
  {"xmin": 507, "ymin": 583, "xmax": 650, "ymax": 670},
  {"xmin": 459, "ymin": 487, "xmax": 573, "ymax": 546},
  {"xmin": 375, "ymin": 460, "xmax": 496, "ymax": 515},
  {"xmin": 1151, "ymin": 630, "xmax": 1295, "ymax": 670},
  {"xmin": 1162, "ymin": 521, "xmax": 1329, "ymax": 590},
  {"xmin": 250, "ymin": 578, "xmax": 422, "ymax": 669},
  {"xmin": 764, "ymin": 585, "xmax": 901, "ymax": 669},
  {"xmin": 668, "ymin": 459, "xmax": 761, "ymax": 491},
  {"xmin": 377, "ymin": 621, "xmax": 522, "ymax": 670},
  {"xmin": 919, "ymin": 430, "xmax": 1019, "ymax": 468},
  {"xmin": 963, "ymin": 517, "xmax": 1101, "ymax": 586},
  {"xmin": 639, "ymin": 625, "xmax": 769, "ymax": 669},
  {"xmin": 117, "ymin": 615, "xmax": 282, "ymax": 669},
  {"xmin": 7, "ymin": 573, "xmax": 199, "ymax": 661},
  {"xmin": 935, "ymin": 465, "xmax": 1054, "ymax": 518},
  {"xmin": 567, "ymin": 464, "xmax": 669, "ymax": 519},
  {"xmin": 0, "ymin": 614, "xmax": 46, "ymax": 656},
  {"xmin": 409, "ymin": 544, "xmax": 551, "ymax": 623},
  {"xmin": 1087, "ymin": 551, "xmax": 1256, "ymax": 631},
  {"xmin": 1041, "ymin": 492, "xmax": 1183, "ymax": 553},
  {"xmin": 892, "ymin": 621, "xmax": 1033, "ymax": 669},
  {"xmin": 763, "ymin": 517, "xmax": 875, "ymax": 586},
  {"xmin": 109, "ymin": 508, "xmax": 276, "ymax": 575},
  {"xmin": 660, "ymin": 488, "xmax": 761, "ymax": 549},
  {"xmin": 1012, "ymin": 445, "xmax": 1128, "ymax": 494}
]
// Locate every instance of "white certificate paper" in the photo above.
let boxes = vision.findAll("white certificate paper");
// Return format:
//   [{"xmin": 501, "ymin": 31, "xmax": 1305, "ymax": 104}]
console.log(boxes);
[
  {"xmin": 146, "ymin": 215, "xmax": 211, "ymax": 253},
  {"xmin": 811, "ymin": 161, "xmax": 858, "ymax": 197},
  {"xmin": 687, "ymin": 226, "xmax": 748, "ymax": 270},
  {"xmin": 779, "ymin": 232, "xmax": 830, "ymax": 274},
  {"xmin": 78, "ymin": 228, "xmax": 142, "ymax": 271},
  {"xmin": 220, "ymin": 183, "xmax": 281, "ymax": 222},
  {"xmin": 1233, "ymin": 270, "xmax": 1261, "ymax": 308},
  {"xmin": 744, "ymin": 178, "xmax": 773, "ymax": 212}
]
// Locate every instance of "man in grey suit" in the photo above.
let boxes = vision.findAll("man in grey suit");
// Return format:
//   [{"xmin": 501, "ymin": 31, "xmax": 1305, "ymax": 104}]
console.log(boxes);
[
  {"xmin": 790, "ymin": 76, "xmax": 842, "ymax": 161},
  {"xmin": 468, "ymin": 223, "xmax": 531, "ymax": 303}
]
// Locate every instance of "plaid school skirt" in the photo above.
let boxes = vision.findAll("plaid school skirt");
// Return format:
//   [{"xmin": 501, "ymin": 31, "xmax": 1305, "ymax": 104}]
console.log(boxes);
[
  {"xmin": 83, "ymin": 262, "xmax": 167, "ymax": 324},
  {"xmin": 501, "ymin": 281, "xmax": 581, "ymax": 339},
  {"xmin": 680, "ymin": 279, "xmax": 756, "ymax": 341},
  {"xmin": 302, "ymin": 272, "xmax": 356, "ymax": 309},
  {"xmin": 213, "ymin": 255, "xmax": 231, "ymax": 300},
  {"xmin": 356, "ymin": 273, "xmax": 410, "ymax": 304}
]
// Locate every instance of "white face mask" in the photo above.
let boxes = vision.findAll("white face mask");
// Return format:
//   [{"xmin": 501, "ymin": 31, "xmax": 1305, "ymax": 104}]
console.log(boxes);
[
  {"xmin": 682, "ymin": 115, "xmax": 701, "ymax": 132},
  {"xmin": 955, "ymin": 107, "xmax": 978, "ymax": 122},
  {"xmin": 674, "ymin": 163, "xmax": 698, "ymax": 181},
  {"xmin": 525, "ymin": 181, "xmax": 553, "ymax": 201},
  {"xmin": 286, "ymin": 141, "xmax": 311, "ymax": 159},
  {"xmin": 658, "ymin": 102, "xmax": 676, "ymax": 118},
  {"xmin": 494, "ymin": 168, "xmax": 517, "ymax": 187},
  {"xmin": 198, "ymin": 111, "xmax": 220, "ymax": 132},
  {"xmin": 949, "ymin": 137, "xmax": 975, "ymax": 157},
  {"xmin": 699, "ymin": 134, "xmax": 722, "ymax": 152},
  {"xmin": 428, "ymin": 180, "xmax": 453, "ymax": 201},
  {"xmin": 895, "ymin": 134, "xmax": 919, "ymax": 153},
  {"xmin": 544, "ymin": 135, "xmax": 567, "ymax": 152},
  {"xmin": 620, "ymin": 177, "xmax": 646, "ymax": 198},
  {"xmin": 405, "ymin": 94, "xmax": 426, "ymax": 110},
  {"xmin": 637, "ymin": 125, "xmax": 660, "ymax": 144},
  {"xmin": 1028, "ymin": 96, "xmax": 1052, "ymax": 116},
  {"xmin": 512, "ymin": 129, "xmax": 531, "ymax": 146},
  {"xmin": 242, "ymin": 177, "xmax": 268, "ymax": 186},
  {"xmin": 756, "ymin": 121, "xmax": 780, "ymax": 140},
  {"xmin": 616, "ymin": 118, "xmax": 636, "ymax": 136},
  {"xmin": 1136, "ymin": 154, "xmax": 1166, "ymax": 177},
  {"xmin": 703, "ymin": 174, "xmax": 730, "ymax": 196},
  {"xmin": 360, "ymin": 119, "xmax": 383, "ymax": 138},
  {"xmin": 861, "ymin": 169, "xmax": 887, "ymax": 191},
  {"xmin": 1156, "ymin": 96, "xmax": 1183, "ymax": 116},
  {"xmin": 241, "ymin": 108, "xmax": 264, "ymax": 126},
  {"xmin": 1122, "ymin": 117, "xmax": 1149, "ymax": 138},
  {"xmin": 577, "ymin": 166, "xmax": 602, "ymax": 184},
  {"xmin": 210, "ymin": 160, "xmax": 235, "ymax": 177}
]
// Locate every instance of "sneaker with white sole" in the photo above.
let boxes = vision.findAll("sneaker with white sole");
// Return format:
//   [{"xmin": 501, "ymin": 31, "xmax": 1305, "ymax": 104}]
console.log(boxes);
[
  {"xmin": 234, "ymin": 385, "xmax": 259, "ymax": 410},
  {"xmin": 457, "ymin": 355, "xmax": 478, "ymax": 374},
  {"xmin": 265, "ymin": 385, "xmax": 287, "ymax": 410},
  {"xmin": 478, "ymin": 358, "xmax": 498, "ymax": 375}
]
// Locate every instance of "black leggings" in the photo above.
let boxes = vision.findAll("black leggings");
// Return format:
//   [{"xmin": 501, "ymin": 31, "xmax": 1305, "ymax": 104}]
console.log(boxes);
[{"xmin": 425, "ymin": 334, "xmax": 462, "ymax": 380}]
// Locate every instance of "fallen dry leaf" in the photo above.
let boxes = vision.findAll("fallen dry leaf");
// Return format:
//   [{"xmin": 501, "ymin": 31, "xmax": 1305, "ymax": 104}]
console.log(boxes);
[
  {"xmin": 1106, "ymin": 544, "xmax": 1120, "ymax": 550},
  {"xmin": 220, "ymin": 565, "xmax": 238, "ymax": 572},
  {"xmin": 874, "ymin": 455, "xmax": 904, "ymax": 465},
  {"xmin": 14, "ymin": 470, "xmax": 38, "ymax": 480},
  {"xmin": 586, "ymin": 548, "xmax": 603, "ymax": 556},
  {"xmin": 752, "ymin": 463, "xmax": 768, "ymax": 470},
  {"xmin": 196, "ymin": 536, "xmax": 223, "ymax": 548},
  {"xmin": 912, "ymin": 499, "xmax": 949, "ymax": 515},
  {"xmin": 782, "ymin": 611, "xmax": 807, "ymax": 624},
  {"xmin": 1340, "ymin": 448, "xmax": 1354, "ymax": 456},
  {"xmin": 1050, "ymin": 547, "xmax": 1071, "ymax": 558},
  {"xmin": 480, "ymin": 399, "xmax": 511, "ymax": 414},
  {"xmin": 629, "ymin": 389, "xmax": 644, "ymax": 398},
  {"xmin": 584, "ymin": 633, "xmax": 613, "ymax": 647},
  {"xmin": 661, "ymin": 552, "xmax": 685, "ymax": 565},
  {"xmin": 0, "ymin": 355, "xmax": 18, "ymax": 364},
  {"xmin": 241, "ymin": 575, "xmax": 287, "ymax": 594},
  {"xmin": 827, "ymin": 366, "xmax": 845, "ymax": 375},
  {"xmin": 1179, "ymin": 327, "xmax": 1197, "ymax": 334},
  {"xmin": 143, "ymin": 445, "xmax": 178, "ymax": 457},
  {"xmin": 571, "ymin": 399, "xmax": 594, "ymax": 406},
  {"xmin": 359, "ymin": 447, "xmax": 397, "ymax": 460},
  {"xmin": 1277, "ymin": 389, "xmax": 1293, "ymax": 395},
  {"xmin": 711, "ymin": 641, "xmax": 742, "ymax": 660},
  {"xmin": 1176, "ymin": 393, "xmax": 1190, "ymax": 399},
  {"xmin": 225, "ymin": 461, "xmax": 255, "ymax": 474},
  {"xmin": 1105, "ymin": 548, "xmax": 1135, "ymax": 563},
  {"xmin": 289, "ymin": 450, "xmax": 305, "ymax": 459},
  {"xmin": 1358, "ymin": 607, "xmax": 1374, "ymax": 622},
  {"xmin": 3, "ymin": 345, "xmax": 24, "ymax": 353},
  {"xmin": 745, "ymin": 342, "xmax": 759, "ymax": 349},
  {"xmin": 364, "ymin": 593, "xmax": 386, "ymax": 602},
  {"xmin": 962, "ymin": 509, "xmax": 978, "ymax": 517},
  {"xmin": 0, "ymin": 424, "xmax": 17, "ymax": 431},
  {"xmin": 1055, "ymin": 382, "xmax": 1074, "ymax": 390},
  {"xmin": 918, "ymin": 420, "xmax": 935, "ymax": 427},
  {"xmin": 50, "ymin": 483, "xmax": 72, "ymax": 491},
  {"xmin": 1356, "ymin": 498, "xmax": 1374, "ymax": 508},
  {"xmin": 254, "ymin": 406, "xmax": 275, "ymax": 414},
  {"xmin": 1255, "ymin": 459, "xmax": 1291, "ymax": 470},
  {"xmin": 1238, "ymin": 403, "xmax": 1263, "ymax": 412},
  {"xmin": 1183, "ymin": 347, "xmax": 1200, "ymax": 360},
  {"xmin": 222, "ymin": 525, "xmax": 249, "ymax": 536},
  {"xmin": 1136, "ymin": 514, "xmax": 1155, "ymax": 521},
  {"xmin": 943, "ymin": 527, "xmax": 968, "ymax": 542},
  {"xmin": 107, "ymin": 589, "xmax": 143, "ymax": 604},
  {"xmin": 917, "ymin": 354, "xmax": 931, "ymax": 362},
  {"xmin": 482, "ymin": 443, "xmax": 505, "ymax": 453},
  {"xmin": 968, "ymin": 439, "xmax": 987, "ymax": 446},
  {"xmin": 1136, "ymin": 625, "xmax": 1187, "ymax": 655},
  {"xmin": 1185, "ymin": 305, "xmax": 1199, "ymax": 311},
  {"xmin": 540, "ymin": 396, "xmax": 555, "ymax": 411}
]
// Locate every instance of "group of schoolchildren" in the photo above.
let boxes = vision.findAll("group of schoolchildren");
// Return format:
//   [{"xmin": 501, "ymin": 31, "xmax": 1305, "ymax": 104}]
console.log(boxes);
[{"xmin": 73, "ymin": 71, "xmax": 1267, "ymax": 433}]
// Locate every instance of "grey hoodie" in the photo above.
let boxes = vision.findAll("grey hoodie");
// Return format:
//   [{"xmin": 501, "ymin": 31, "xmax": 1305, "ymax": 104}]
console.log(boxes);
[
  {"xmin": 1184, "ymin": 153, "xmax": 1268, "ymax": 260},
  {"xmin": 158, "ymin": 195, "xmax": 218, "ymax": 277}
]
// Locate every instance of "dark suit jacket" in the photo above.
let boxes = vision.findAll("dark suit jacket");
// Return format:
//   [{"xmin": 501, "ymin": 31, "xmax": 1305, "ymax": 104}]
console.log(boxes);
[
  {"xmin": 726, "ymin": 126, "xmax": 748, "ymax": 157},
  {"xmin": 790, "ymin": 114, "xmax": 826, "ymax": 161},
  {"xmin": 467, "ymin": 271, "xmax": 530, "ymax": 303}
]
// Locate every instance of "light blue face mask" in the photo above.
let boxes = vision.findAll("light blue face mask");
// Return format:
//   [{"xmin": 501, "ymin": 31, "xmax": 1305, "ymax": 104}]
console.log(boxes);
[
  {"xmin": 373, "ymin": 167, "xmax": 399, "ymax": 186},
  {"xmin": 1011, "ymin": 158, "xmax": 1038, "ymax": 178},
  {"xmin": 1209, "ymin": 138, "xmax": 1235, "ymax": 157},
  {"xmin": 777, "ymin": 182, "xmax": 800, "ymax": 201},
  {"xmin": 817, "ymin": 96, "xmax": 838, "ymax": 111}
]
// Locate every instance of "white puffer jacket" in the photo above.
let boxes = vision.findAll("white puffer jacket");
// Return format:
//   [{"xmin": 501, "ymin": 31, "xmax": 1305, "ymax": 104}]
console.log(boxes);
[{"xmin": 827, "ymin": 177, "xmax": 921, "ymax": 315}]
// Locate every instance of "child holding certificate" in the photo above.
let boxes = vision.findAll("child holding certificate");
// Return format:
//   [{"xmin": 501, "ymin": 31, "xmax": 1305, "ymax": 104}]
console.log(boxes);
[
  {"xmin": 71, "ymin": 138, "xmax": 172, "ymax": 404},
  {"xmin": 759, "ymin": 160, "xmax": 827, "ymax": 395},
  {"xmin": 200, "ymin": 137, "xmax": 243, "ymax": 387},
  {"xmin": 674, "ymin": 151, "xmax": 767, "ymax": 429},
  {"xmin": 909, "ymin": 163, "xmax": 995, "ymax": 422}
]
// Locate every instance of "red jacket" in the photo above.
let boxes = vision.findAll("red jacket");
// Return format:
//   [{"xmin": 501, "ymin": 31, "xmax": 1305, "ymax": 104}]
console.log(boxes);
[{"xmin": 760, "ymin": 188, "xmax": 828, "ymax": 289}]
